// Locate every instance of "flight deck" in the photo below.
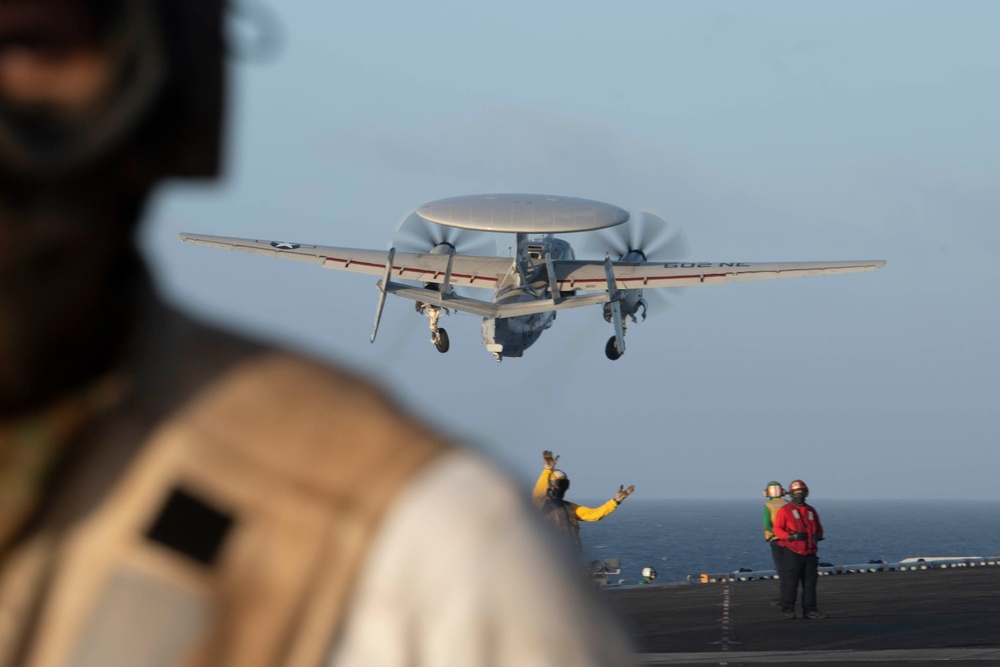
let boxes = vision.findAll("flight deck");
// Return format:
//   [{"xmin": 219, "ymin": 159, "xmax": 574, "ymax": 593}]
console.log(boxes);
[{"xmin": 607, "ymin": 564, "xmax": 1000, "ymax": 666}]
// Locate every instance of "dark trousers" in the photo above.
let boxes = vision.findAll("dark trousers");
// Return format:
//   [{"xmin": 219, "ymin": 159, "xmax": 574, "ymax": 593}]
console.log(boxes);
[
  {"xmin": 778, "ymin": 548, "xmax": 818, "ymax": 613},
  {"xmin": 769, "ymin": 541, "xmax": 784, "ymax": 570}
]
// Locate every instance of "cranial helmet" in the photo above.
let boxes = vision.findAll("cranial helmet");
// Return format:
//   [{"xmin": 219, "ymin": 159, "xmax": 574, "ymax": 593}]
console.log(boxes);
[
  {"xmin": 641, "ymin": 566, "xmax": 657, "ymax": 579},
  {"xmin": 549, "ymin": 469, "xmax": 570, "ymax": 491},
  {"xmin": 764, "ymin": 481, "xmax": 785, "ymax": 498},
  {"xmin": 788, "ymin": 480, "xmax": 809, "ymax": 496},
  {"xmin": 547, "ymin": 469, "xmax": 570, "ymax": 500}
]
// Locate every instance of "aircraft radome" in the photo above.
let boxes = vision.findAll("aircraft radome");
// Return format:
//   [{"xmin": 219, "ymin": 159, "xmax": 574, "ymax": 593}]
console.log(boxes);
[{"xmin": 180, "ymin": 193, "xmax": 885, "ymax": 362}]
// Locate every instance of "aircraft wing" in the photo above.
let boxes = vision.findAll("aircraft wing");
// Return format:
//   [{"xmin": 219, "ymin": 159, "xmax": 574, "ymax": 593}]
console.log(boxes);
[
  {"xmin": 553, "ymin": 259, "xmax": 886, "ymax": 291},
  {"xmin": 180, "ymin": 233, "xmax": 885, "ymax": 319},
  {"xmin": 179, "ymin": 233, "xmax": 513, "ymax": 288},
  {"xmin": 374, "ymin": 258, "xmax": 885, "ymax": 320}
]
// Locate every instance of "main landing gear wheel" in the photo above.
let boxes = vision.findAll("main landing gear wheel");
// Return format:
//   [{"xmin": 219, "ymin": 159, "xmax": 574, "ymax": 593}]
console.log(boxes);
[
  {"xmin": 434, "ymin": 328, "xmax": 450, "ymax": 353},
  {"xmin": 605, "ymin": 336, "xmax": 622, "ymax": 361}
]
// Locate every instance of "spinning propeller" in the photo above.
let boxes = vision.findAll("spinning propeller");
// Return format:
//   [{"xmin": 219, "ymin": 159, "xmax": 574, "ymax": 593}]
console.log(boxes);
[
  {"xmin": 584, "ymin": 210, "xmax": 689, "ymax": 263},
  {"xmin": 584, "ymin": 210, "xmax": 690, "ymax": 360},
  {"xmin": 392, "ymin": 210, "xmax": 497, "ymax": 257},
  {"xmin": 586, "ymin": 209, "xmax": 690, "ymax": 307},
  {"xmin": 390, "ymin": 210, "xmax": 496, "ymax": 354}
]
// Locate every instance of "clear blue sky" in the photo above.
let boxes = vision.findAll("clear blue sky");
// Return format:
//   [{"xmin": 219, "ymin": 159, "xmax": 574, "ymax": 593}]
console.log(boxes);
[{"xmin": 143, "ymin": 1, "xmax": 1000, "ymax": 500}]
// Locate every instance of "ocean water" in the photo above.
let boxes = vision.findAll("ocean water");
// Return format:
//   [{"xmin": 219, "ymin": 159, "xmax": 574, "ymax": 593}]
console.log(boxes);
[{"xmin": 575, "ymin": 499, "xmax": 1000, "ymax": 584}]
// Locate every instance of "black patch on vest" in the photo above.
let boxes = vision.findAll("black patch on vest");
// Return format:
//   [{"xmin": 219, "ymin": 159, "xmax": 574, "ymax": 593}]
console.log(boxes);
[{"xmin": 146, "ymin": 487, "xmax": 234, "ymax": 566}]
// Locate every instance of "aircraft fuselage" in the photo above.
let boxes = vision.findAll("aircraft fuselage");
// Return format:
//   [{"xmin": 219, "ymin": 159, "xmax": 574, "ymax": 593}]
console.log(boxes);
[{"xmin": 481, "ymin": 234, "xmax": 573, "ymax": 360}]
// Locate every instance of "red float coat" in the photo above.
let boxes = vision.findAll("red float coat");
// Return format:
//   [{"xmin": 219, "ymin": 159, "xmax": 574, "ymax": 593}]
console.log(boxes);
[{"xmin": 773, "ymin": 501, "xmax": 824, "ymax": 556}]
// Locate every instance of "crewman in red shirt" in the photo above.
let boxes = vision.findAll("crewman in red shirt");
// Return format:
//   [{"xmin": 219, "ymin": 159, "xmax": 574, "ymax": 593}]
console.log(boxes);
[{"xmin": 772, "ymin": 479, "xmax": 827, "ymax": 619}]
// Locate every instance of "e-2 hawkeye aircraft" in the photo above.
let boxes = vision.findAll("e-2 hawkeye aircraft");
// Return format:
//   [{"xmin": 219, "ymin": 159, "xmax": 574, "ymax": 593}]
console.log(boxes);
[{"xmin": 180, "ymin": 193, "xmax": 885, "ymax": 362}]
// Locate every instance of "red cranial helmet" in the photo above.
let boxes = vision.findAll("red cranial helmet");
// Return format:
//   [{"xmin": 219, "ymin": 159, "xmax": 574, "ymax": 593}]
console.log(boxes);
[{"xmin": 788, "ymin": 480, "xmax": 809, "ymax": 496}]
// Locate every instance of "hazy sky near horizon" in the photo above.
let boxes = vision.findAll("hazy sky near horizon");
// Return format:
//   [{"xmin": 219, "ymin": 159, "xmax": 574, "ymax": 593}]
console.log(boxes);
[{"xmin": 144, "ymin": 1, "xmax": 999, "ymax": 500}]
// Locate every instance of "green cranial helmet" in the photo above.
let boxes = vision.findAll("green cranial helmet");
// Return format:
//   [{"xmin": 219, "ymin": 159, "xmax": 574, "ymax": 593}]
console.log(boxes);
[{"xmin": 764, "ymin": 481, "xmax": 785, "ymax": 498}]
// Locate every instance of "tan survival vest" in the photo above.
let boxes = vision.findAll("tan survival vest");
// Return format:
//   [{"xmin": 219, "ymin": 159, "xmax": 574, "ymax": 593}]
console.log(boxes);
[
  {"xmin": 540, "ymin": 498, "xmax": 581, "ymax": 552},
  {"xmin": 0, "ymin": 353, "xmax": 447, "ymax": 667},
  {"xmin": 764, "ymin": 497, "xmax": 788, "ymax": 542}
]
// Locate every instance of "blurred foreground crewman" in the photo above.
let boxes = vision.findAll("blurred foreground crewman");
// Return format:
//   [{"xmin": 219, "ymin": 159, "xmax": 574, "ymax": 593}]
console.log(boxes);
[
  {"xmin": 0, "ymin": 2, "xmax": 633, "ymax": 665},
  {"xmin": 532, "ymin": 450, "xmax": 634, "ymax": 551}
]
